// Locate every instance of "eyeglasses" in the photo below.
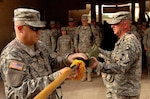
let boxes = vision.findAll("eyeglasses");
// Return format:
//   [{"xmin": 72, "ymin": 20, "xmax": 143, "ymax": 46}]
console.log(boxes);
[
  {"xmin": 29, "ymin": 26, "xmax": 43, "ymax": 32},
  {"xmin": 21, "ymin": 25, "xmax": 43, "ymax": 32}
]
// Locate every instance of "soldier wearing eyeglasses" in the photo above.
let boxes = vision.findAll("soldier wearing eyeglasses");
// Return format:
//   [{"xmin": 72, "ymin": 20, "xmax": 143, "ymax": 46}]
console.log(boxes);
[{"xmin": 0, "ymin": 8, "xmax": 88, "ymax": 99}]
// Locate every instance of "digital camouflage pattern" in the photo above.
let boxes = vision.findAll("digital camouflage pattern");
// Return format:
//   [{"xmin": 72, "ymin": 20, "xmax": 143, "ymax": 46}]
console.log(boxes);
[
  {"xmin": 91, "ymin": 25, "xmax": 103, "ymax": 47},
  {"xmin": 74, "ymin": 25, "xmax": 100, "ymax": 53},
  {"xmin": 0, "ymin": 39, "xmax": 68, "ymax": 99},
  {"xmin": 14, "ymin": 8, "xmax": 45, "ymax": 27},
  {"xmin": 66, "ymin": 26, "xmax": 77, "ymax": 41},
  {"xmin": 50, "ymin": 29, "xmax": 60, "ymax": 43},
  {"xmin": 131, "ymin": 30, "xmax": 142, "ymax": 43},
  {"xmin": 99, "ymin": 32, "xmax": 142, "ymax": 98},
  {"xmin": 143, "ymin": 28, "xmax": 150, "ymax": 57},
  {"xmin": 57, "ymin": 35, "xmax": 74, "ymax": 55},
  {"xmin": 39, "ymin": 29, "xmax": 56, "ymax": 52},
  {"xmin": 50, "ymin": 29, "xmax": 61, "ymax": 52}
]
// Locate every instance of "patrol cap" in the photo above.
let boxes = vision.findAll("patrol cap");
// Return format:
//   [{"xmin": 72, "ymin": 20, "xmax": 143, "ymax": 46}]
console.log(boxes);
[
  {"xmin": 13, "ymin": 8, "xmax": 45, "ymax": 27},
  {"xmin": 68, "ymin": 18, "xmax": 74, "ymax": 22},
  {"xmin": 81, "ymin": 15, "xmax": 88, "ymax": 21},
  {"xmin": 108, "ymin": 11, "xmax": 131, "ymax": 25},
  {"xmin": 61, "ymin": 27, "xmax": 66, "ymax": 31},
  {"xmin": 50, "ymin": 21, "xmax": 55, "ymax": 25}
]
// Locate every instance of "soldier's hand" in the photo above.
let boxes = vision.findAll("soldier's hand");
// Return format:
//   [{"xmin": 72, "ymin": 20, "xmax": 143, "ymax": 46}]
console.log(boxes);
[{"xmin": 68, "ymin": 53, "xmax": 88, "ymax": 63}]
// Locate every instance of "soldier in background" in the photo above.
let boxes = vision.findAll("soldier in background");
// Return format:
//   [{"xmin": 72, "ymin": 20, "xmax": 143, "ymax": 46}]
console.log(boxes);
[
  {"xmin": 0, "ymin": 8, "xmax": 88, "ymax": 99},
  {"xmin": 56, "ymin": 27, "xmax": 74, "ymax": 69},
  {"xmin": 56, "ymin": 21, "xmax": 62, "ymax": 37},
  {"xmin": 136, "ymin": 22, "xmax": 148, "ymax": 70},
  {"xmin": 143, "ymin": 23, "xmax": 150, "ymax": 77},
  {"xmin": 74, "ymin": 15, "xmax": 100, "ymax": 82},
  {"xmin": 91, "ymin": 19, "xmax": 103, "ymax": 47},
  {"xmin": 57, "ymin": 27, "xmax": 74, "ymax": 55},
  {"xmin": 136, "ymin": 22, "xmax": 147, "ymax": 42},
  {"xmin": 66, "ymin": 18, "xmax": 77, "ymax": 42},
  {"xmin": 39, "ymin": 21, "xmax": 56, "ymax": 53},
  {"xmin": 49, "ymin": 21, "xmax": 60, "ymax": 52},
  {"xmin": 91, "ymin": 19, "xmax": 104, "ymax": 76}
]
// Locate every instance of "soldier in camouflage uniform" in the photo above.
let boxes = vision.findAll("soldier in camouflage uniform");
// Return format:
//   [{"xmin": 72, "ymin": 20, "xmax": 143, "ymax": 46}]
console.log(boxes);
[
  {"xmin": 56, "ymin": 27, "xmax": 74, "ymax": 69},
  {"xmin": 91, "ymin": 19, "xmax": 103, "ymax": 47},
  {"xmin": 74, "ymin": 15, "xmax": 100, "ymax": 82},
  {"xmin": 66, "ymin": 18, "xmax": 77, "ymax": 42},
  {"xmin": 0, "ymin": 8, "xmax": 88, "ymax": 99},
  {"xmin": 91, "ymin": 19, "xmax": 103, "ymax": 76},
  {"xmin": 39, "ymin": 24, "xmax": 56, "ymax": 53},
  {"xmin": 49, "ymin": 21, "xmax": 60, "ymax": 52},
  {"xmin": 143, "ymin": 26, "xmax": 150, "ymax": 78},
  {"xmin": 56, "ymin": 21, "xmax": 62, "ymax": 36},
  {"xmin": 57, "ymin": 27, "xmax": 74, "ymax": 55},
  {"xmin": 96, "ymin": 12, "xmax": 142, "ymax": 99}
]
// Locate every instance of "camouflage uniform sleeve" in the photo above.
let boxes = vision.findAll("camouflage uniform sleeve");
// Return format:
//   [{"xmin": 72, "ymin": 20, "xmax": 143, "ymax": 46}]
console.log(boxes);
[
  {"xmin": 91, "ymin": 26, "xmax": 100, "ymax": 46},
  {"xmin": 74, "ymin": 26, "xmax": 80, "ymax": 51},
  {"xmin": 99, "ymin": 48, "xmax": 112, "ymax": 58},
  {"xmin": 99, "ymin": 28, "xmax": 104, "ymax": 47},
  {"xmin": 143, "ymin": 28, "xmax": 150, "ymax": 48},
  {"xmin": 100, "ymin": 35, "xmax": 141, "ymax": 74},
  {"xmin": 70, "ymin": 38, "xmax": 74, "ymax": 53},
  {"xmin": 142, "ymin": 34, "xmax": 147, "ymax": 48},
  {"xmin": 0, "ymin": 52, "xmax": 61, "ymax": 98},
  {"xmin": 49, "ymin": 30, "xmax": 56, "ymax": 52},
  {"xmin": 56, "ymin": 37, "xmax": 60, "ymax": 54},
  {"xmin": 49, "ymin": 51, "xmax": 71, "ymax": 70}
]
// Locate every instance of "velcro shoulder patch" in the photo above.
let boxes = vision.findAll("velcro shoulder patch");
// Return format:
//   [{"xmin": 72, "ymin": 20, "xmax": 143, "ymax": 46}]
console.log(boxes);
[{"xmin": 9, "ymin": 60, "xmax": 24, "ymax": 71}]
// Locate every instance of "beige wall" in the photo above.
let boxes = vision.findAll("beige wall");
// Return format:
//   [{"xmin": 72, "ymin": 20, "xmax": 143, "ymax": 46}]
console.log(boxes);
[
  {"xmin": 0, "ymin": 0, "xmax": 20, "ymax": 52},
  {"xmin": 68, "ymin": 4, "xmax": 90, "ymax": 23},
  {"xmin": 0, "ymin": 0, "xmax": 43, "ymax": 52}
]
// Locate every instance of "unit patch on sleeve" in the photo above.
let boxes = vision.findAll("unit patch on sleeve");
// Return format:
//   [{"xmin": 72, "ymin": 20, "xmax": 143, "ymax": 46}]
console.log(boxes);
[{"xmin": 9, "ymin": 60, "xmax": 24, "ymax": 71}]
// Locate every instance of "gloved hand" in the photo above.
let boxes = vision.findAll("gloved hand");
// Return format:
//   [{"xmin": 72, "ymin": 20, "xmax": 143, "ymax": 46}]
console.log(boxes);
[
  {"xmin": 86, "ymin": 45, "xmax": 110, "ymax": 63},
  {"xmin": 86, "ymin": 44, "xmax": 100, "ymax": 59}
]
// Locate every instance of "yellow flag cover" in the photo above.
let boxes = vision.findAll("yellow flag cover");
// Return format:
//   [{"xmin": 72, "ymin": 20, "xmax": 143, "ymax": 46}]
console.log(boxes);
[{"xmin": 70, "ymin": 59, "xmax": 86, "ymax": 80}]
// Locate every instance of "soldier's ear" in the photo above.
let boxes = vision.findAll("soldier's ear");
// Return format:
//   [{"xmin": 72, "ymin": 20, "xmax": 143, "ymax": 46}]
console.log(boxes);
[{"xmin": 17, "ymin": 26, "xmax": 23, "ymax": 31}]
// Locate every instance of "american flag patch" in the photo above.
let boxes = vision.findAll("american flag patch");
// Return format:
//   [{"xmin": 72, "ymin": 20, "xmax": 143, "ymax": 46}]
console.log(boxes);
[{"xmin": 9, "ymin": 60, "xmax": 24, "ymax": 71}]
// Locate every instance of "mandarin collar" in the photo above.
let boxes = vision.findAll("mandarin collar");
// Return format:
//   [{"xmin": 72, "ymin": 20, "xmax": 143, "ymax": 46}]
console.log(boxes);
[{"xmin": 115, "ymin": 32, "xmax": 130, "ymax": 46}]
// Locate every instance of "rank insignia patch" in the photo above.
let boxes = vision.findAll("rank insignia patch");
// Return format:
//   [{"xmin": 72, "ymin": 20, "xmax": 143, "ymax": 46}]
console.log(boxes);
[{"xmin": 9, "ymin": 60, "xmax": 24, "ymax": 71}]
